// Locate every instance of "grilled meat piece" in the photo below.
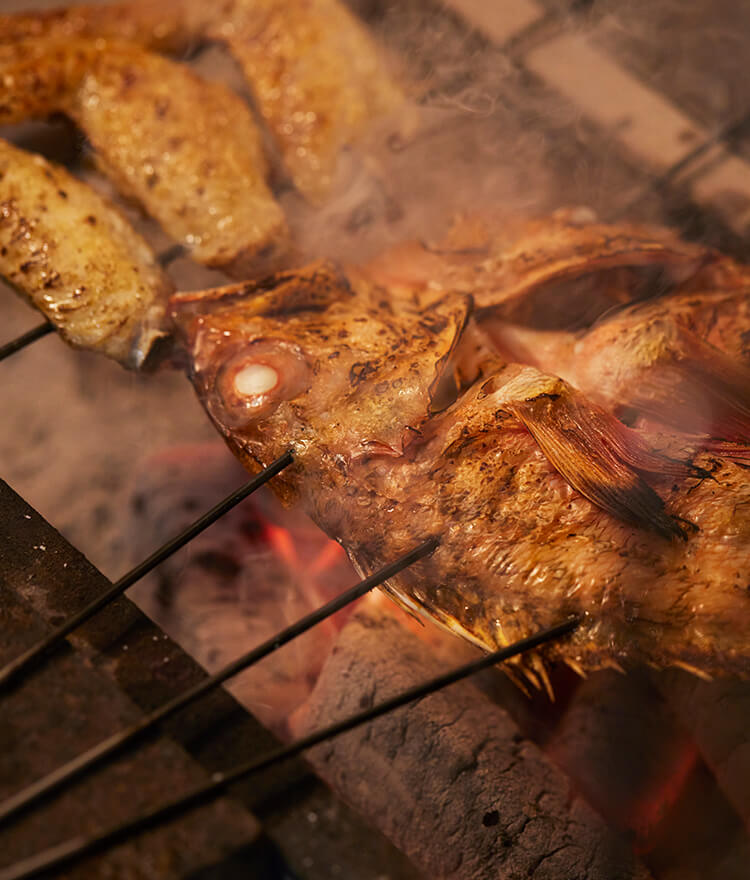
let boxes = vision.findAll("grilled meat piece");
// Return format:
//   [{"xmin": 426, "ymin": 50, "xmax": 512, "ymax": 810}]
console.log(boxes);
[
  {"xmin": 0, "ymin": 0, "xmax": 405, "ymax": 204},
  {"xmin": 171, "ymin": 254, "xmax": 750, "ymax": 681},
  {"xmin": 0, "ymin": 0, "xmax": 206, "ymax": 51},
  {"xmin": 0, "ymin": 37, "xmax": 288, "ymax": 276},
  {"xmin": 0, "ymin": 137, "xmax": 171, "ymax": 368}
]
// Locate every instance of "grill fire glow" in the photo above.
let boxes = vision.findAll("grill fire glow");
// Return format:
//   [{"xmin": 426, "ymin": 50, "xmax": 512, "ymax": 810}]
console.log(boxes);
[{"xmin": 0, "ymin": 0, "xmax": 748, "ymax": 878}]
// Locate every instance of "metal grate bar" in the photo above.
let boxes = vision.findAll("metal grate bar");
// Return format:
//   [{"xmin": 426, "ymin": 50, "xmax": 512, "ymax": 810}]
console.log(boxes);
[
  {"xmin": 0, "ymin": 616, "xmax": 579, "ymax": 880},
  {"xmin": 0, "ymin": 537, "xmax": 439, "ymax": 827},
  {"xmin": 0, "ymin": 450, "xmax": 294, "ymax": 692},
  {"xmin": 615, "ymin": 108, "xmax": 750, "ymax": 219}
]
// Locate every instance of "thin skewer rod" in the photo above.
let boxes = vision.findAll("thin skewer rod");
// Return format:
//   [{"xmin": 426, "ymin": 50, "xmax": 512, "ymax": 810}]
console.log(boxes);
[
  {"xmin": 157, "ymin": 243, "xmax": 187, "ymax": 266},
  {"xmin": 0, "ymin": 322, "xmax": 54, "ymax": 362},
  {"xmin": 0, "ymin": 451, "xmax": 294, "ymax": 693},
  {"xmin": 0, "ymin": 617, "xmax": 579, "ymax": 880},
  {"xmin": 0, "ymin": 537, "xmax": 439, "ymax": 827}
]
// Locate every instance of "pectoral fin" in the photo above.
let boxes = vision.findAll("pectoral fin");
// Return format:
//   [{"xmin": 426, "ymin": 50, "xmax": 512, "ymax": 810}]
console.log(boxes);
[
  {"xmin": 493, "ymin": 369, "xmax": 689, "ymax": 539},
  {"xmin": 624, "ymin": 326, "xmax": 750, "ymax": 446}
]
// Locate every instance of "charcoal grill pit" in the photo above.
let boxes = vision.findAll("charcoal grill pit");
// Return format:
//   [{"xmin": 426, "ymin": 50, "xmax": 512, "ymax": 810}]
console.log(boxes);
[{"xmin": 1, "ymin": 0, "xmax": 750, "ymax": 878}]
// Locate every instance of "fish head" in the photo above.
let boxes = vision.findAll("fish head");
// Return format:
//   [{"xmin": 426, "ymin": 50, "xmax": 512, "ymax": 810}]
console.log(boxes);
[{"xmin": 170, "ymin": 261, "xmax": 471, "ymax": 495}]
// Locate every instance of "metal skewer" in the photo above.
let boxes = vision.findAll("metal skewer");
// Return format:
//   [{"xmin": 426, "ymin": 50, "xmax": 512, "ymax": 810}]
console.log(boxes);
[
  {"xmin": 0, "ymin": 616, "xmax": 579, "ymax": 880},
  {"xmin": 0, "ymin": 450, "xmax": 294, "ymax": 692},
  {"xmin": 0, "ymin": 538, "xmax": 439, "ymax": 827},
  {"xmin": 0, "ymin": 323, "xmax": 54, "ymax": 362}
]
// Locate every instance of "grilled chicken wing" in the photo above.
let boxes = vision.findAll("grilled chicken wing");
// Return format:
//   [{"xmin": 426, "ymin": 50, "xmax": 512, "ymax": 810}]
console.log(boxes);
[
  {"xmin": 0, "ymin": 137, "xmax": 171, "ymax": 368},
  {"xmin": 0, "ymin": 37, "xmax": 288, "ymax": 276},
  {"xmin": 171, "ymin": 259, "xmax": 749, "ymax": 681},
  {"xmin": 0, "ymin": 0, "xmax": 405, "ymax": 204}
]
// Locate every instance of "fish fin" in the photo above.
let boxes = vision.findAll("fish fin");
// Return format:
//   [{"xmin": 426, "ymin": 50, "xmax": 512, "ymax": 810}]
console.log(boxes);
[
  {"xmin": 702, "ymin": 441, "xmax": 750, "ymax": 466},
  {"xmin": 496, "ymin": 369, "xmax": 688, "ymax": 539},
  {"xmin": 347, "ymin": 548, "xmax": 426, "ymax": 625},
  {"xmin": 671, "ymin": 660, "xmax": 713, "ymax": 682},
  {"xmin": 529, "ymin": 652, "xmax": 555, "ymax": 701},
  {"xmin": 170, "ymin": 261, "xmax": 351, "ymax": 320},
  {"xmin": 624, "ymin": 325, "xmax": 750, "ymax": 445},
  {"xmin": 564, "ymin": 657, "xmax": 588, "ymax": 679}
]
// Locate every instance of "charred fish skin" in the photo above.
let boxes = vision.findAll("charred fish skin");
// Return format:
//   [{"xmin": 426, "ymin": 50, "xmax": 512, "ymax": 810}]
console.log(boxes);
[
  {"xmin": 171, "ymin": 262, "xmax": 749, "ymax": 681},
  {"xmin": 170, "ymin": 261, "xmax": 470, "ymax": 487},
  {"xmin": 0, "ymin": 137, "xmax": 172, "ymax": 369},
  {"xmin": 364, "ymin": 210, "xmax": 714, "ymax": 321}
]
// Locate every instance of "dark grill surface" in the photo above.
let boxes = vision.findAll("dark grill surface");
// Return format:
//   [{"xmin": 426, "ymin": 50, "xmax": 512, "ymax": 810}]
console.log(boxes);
[{"xmin": 0, "ymin": 477, "xmax": 420, "ymax": 879}]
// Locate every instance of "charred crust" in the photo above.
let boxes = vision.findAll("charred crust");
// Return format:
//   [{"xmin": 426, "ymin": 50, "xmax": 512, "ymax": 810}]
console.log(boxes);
[
  {"xmin": 419, "ymin": 314, "xmax": 449, "ymax": 335},
  {"xmin": 524, "ymin": 391, "xmax": 561, "ymax": 403},
  {"xmin": 349, "ymin": 360, "xmax": 378, "ymax": 385}
]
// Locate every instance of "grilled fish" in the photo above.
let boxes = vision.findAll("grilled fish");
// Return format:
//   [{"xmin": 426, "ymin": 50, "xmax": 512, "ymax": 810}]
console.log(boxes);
[
  {"xmin": 170, "ymin": 235, "xmax": 750, "ymax": 683},
  {"xmin": 483, "ymin": 286, "xmax": 750, "ymax": 447},
  {"xmin": 364, "ymin": 210, "xmax": 710, "ymax": 320}
]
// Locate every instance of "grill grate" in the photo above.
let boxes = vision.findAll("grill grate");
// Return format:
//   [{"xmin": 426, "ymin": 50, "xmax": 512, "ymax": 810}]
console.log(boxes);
[
  {"xmin": 1, "ymin": 1, "xmax": 749, "ymax": 878},
  {"xmin": 0, "ymin": 621, "xmax": 578, "ymax": 880}
]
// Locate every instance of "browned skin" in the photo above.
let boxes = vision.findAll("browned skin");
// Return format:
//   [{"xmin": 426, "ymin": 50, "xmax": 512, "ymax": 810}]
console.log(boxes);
[
  {"xmin": 481, "ymin": 269, "xmax": 750, "ymax": 445},
  {"xmin": 0, "ymin": 0, "xmax": 404, "ymax": 204},
  {"xmin": 364, "ymin": 210, "xmax": 711, "ymax": 322},
  {"xmin": 0, "ymin": 137, "xmax": 171, "ymax": 368},
  {"xmin": 0, "ymin": 0, "xmax": 206, "ymax": 51},
  {"xmin": 171, "ymin": 247, "xmax": 750, "ymax": 682},
  {"xmin": 0, "ymin": 37, "xmax": 287, "ymax": 276}
]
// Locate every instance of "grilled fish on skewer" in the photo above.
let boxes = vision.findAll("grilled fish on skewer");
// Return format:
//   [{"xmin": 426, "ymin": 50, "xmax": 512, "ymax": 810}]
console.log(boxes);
[
  {"xmin": 0, "ymin": 0, "xmax": 405, "ymax": 204},
  {"xmin": 0, "ymin": 137, "xmax": 171, "ymax": 368},
  {"xmin": 0, "ymin": 37, "xmax": 288, "ymax": 276},
  {"xmin": 171, "ymin": 261, "xmax": 750, "ymax": 681},
  {"xmin": 370, "ymin": 211, "xmax": 750, "ymax": 447},
  {"xmin": 364, "ymin": 210, "xmax": 711, "ymax": 322},
  {"xmin": 479, "ymin": 286, "xmax": 750, "ymax": 448}
]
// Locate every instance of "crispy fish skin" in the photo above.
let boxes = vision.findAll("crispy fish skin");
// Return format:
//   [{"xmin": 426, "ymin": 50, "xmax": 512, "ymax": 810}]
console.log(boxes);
[
  {"xmin": 365, "ymin": 210, "xmax": 711, "ymax": 321},
  {"xmin": 0, "ymin": 0, "xmax": 404, "ymax": 204},
  {"xmin": 0, "ymin": 37, "xmax": 288, "ymax": 276},
  {"xmin": 0, "ymin": 137, "xmax": 171, "ymax": 368},
  {"xmin": 171, "ymin": 264, "xmax": 749, "ymax": 680},
  {"xmin": 170, "ymin": 261, "xmax": 470, "ymax": 490}
]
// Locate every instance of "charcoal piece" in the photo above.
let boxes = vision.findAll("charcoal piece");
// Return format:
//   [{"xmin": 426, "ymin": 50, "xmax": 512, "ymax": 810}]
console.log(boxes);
[{"xmin": 291, "ymin": 607, "xmax": 651, "ymax": 880}]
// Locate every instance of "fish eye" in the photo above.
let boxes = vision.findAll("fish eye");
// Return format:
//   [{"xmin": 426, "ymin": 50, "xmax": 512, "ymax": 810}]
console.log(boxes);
[
  {"xmin": 233, "ymin": 362, "xmax": 279, "ymax": 398},
  {"xmin": 210, "ymin": 338, "xmax": 311, "ymax": 428}
]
